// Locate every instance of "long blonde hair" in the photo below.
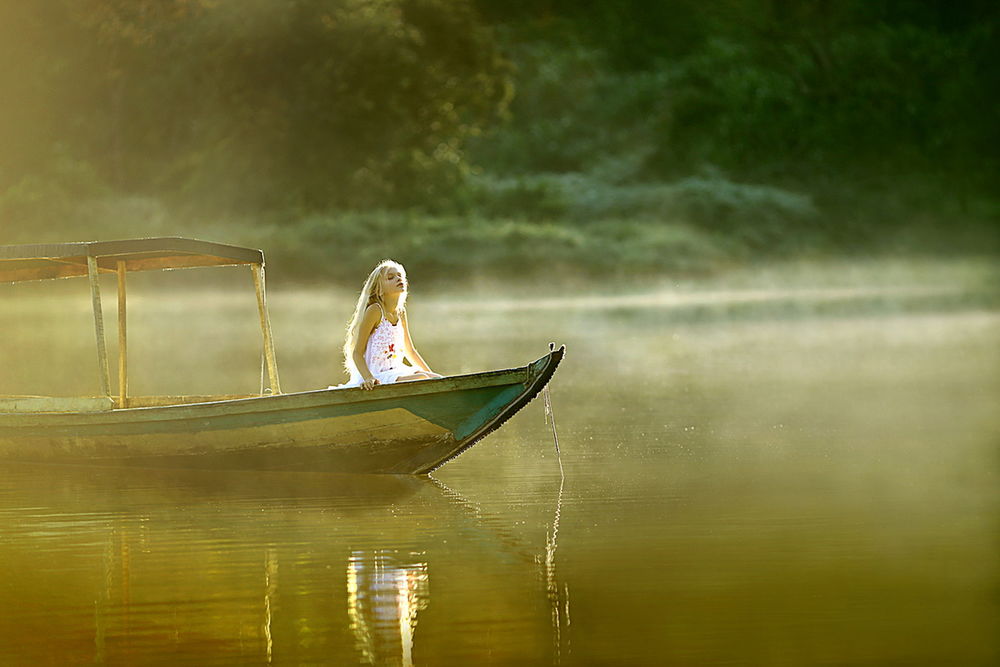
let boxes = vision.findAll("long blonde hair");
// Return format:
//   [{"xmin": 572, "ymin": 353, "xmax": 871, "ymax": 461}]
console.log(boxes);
[{"xmin": 342, "ymin": 259, "xmax": 408, "ymax": 378}]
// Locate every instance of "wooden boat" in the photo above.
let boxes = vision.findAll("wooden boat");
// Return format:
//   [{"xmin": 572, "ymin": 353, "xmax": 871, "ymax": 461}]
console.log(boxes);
[{"xmin": 0, "ymin": 238, "xmax": 564, "ymax": 474}]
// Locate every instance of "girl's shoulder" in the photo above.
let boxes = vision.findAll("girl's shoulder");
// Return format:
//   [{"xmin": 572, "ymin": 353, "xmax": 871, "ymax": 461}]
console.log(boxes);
[
  {"xmin": 365, "ymin": 302, "xmax": 402, "ymax": 325},
  {"xmin": 362, "ymin": 302, "xmax": 384, "ymax": 326}
]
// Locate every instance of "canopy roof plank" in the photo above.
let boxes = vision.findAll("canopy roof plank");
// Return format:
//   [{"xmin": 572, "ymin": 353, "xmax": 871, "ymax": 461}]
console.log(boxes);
[
  {"xmin": 0, "ymin": 236, "xmax": 280, "ymax": 400},
  {"xmin": 0, "ymin": 237, "xmax": 264, "ymax": 283}
]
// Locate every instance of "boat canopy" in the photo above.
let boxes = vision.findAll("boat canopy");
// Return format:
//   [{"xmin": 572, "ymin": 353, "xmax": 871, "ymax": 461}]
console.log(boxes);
[
  {"xmin": 0, "ymin": 237, "xmax": 264, "ymax": 283},
  {"xmin": 0, "ymin": 236, "xmax": 280, "ymax": 404}
]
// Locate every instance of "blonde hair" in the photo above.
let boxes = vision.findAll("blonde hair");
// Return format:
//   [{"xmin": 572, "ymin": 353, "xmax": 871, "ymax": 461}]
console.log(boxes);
[{"xmin": 342, "ymin": 259, "xmax": 408, "ymax": 378}]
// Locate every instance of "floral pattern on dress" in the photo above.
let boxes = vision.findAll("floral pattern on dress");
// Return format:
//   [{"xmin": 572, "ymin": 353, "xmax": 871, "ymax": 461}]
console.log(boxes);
[{"xmin": 365, "ymin": 312, "xmax": 405, "ymax": 375}]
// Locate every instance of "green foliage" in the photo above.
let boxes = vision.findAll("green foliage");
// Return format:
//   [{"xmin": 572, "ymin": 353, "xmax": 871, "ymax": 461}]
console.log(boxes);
[
  {"xmin": 0, "ymin": 148, "xmax": 110, "ymax": 229},
  {"xmin": 463, "ymin": 171, "xmax": 820, "ymax": 251},
  {"xmin": 470, "ymin": 1, "xmax": 998, "ymax": 195},
  {"xmin": 466, "ymin": 38, "xmax": 668, "ymax": 177},
  {"xmin": 0, "ymin": 0, "xmax": 511, "ymax": 213},
  {"xmin": 1, "ymin": 0, "xmax": 996, "ymax": 272},
  {"xmin": 667, "ymin": 175, "xmax": 820, "ymax": 249},
  {"xmin": 178, "ymin": 211, "xmax": 722, "ymax": 282},
  {"xmin": 662, "ymin": 23, "xmax": 997, "ymax": 185}
]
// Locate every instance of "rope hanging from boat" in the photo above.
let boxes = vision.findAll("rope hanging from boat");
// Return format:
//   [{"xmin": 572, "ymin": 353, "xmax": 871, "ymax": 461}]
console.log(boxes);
[
  {"xmin": 543, "ymin": 384, "xmax": 563, "ymax": 480},
  {"xmin": 542, "ymin": 380, "xmax": 568, "ymax": 662}
]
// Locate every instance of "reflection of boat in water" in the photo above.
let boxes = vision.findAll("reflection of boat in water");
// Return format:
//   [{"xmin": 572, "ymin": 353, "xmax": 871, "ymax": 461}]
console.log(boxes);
[
  {"xmin": 1, "ymin": 461, "xmax": 426, "ymax": 511},
  {"xmin": 347, "ymin": 550, "xmax": 429, "ymax": 667},
  {"xmin": 0, "ymin": 238, "xmax": 564, "ymax": 473},
  {"xmin": 0, "ymin": 460, "xmax": 567, "ymax": 664},
  {"xmin": 432, "ymin": 473, "xmax": 571, "ymax": 663}
]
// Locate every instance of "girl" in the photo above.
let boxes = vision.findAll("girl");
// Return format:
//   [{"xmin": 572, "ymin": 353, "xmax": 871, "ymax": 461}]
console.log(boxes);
[{"xmin": 339, "ymin": 260, "xmax": 442, "ymax": 390}]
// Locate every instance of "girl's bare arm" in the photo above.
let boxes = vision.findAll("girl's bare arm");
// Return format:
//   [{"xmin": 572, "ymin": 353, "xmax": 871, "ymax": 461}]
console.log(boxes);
[{"xmin": 352, "ymin": 305, "xmax": 382, "ymax": 387}]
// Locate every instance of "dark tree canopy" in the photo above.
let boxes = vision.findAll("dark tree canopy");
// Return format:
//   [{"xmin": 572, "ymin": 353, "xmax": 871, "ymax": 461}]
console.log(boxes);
[
  {"xmin": 1, "ymin": 0, "xmax": 996, "ymax": 231},
  {"xmin": 472, "ymin": 0, "xmax": 998, "ymax": 192},
  {"xmin": 0, "ymin": 0, "xmax": 511, "ymax": 212}
]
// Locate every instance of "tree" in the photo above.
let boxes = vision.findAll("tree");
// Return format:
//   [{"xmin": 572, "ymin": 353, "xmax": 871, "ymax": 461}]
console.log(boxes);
[{"xmin": 0, "ymin": 0, "xmax": 512, "ymax": 214}]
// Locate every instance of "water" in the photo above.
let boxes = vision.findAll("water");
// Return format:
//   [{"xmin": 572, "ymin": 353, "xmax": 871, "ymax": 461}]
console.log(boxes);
[{"xmin": 1, "ymin": 259, "xmax": 997, "ymax": 664}]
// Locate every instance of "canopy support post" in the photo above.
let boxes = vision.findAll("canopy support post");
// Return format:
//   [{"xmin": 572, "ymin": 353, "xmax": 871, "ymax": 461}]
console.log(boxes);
[
  {"xmin": 87, "ymin": 256, "xmax": 111, "ymax": 398},
  {"xmin": 252, "ymin": 263, "xmax": 281, "ymax": 394},
  {"xmin": 116, "ymin": 261, "xmax": 128, "ymax": 408}
]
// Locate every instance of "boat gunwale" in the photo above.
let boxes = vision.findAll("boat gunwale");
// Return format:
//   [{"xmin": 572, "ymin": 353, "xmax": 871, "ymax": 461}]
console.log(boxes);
[
  {"xmin": 0, "ymin": 362, "xmax": 536, "ymax": 424},
  {"xmin": 0, "ymin": 347, "xmax": 564, "ymax": 475}
]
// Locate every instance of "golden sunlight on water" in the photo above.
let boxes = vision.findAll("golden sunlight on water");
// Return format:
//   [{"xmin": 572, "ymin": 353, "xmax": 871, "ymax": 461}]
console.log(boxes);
[
  {"xmin": 346, "ymin": 551, "xmax": 429, "ymax": 667},
  {"xmin": 0, "ymin": 259, "xmax": 997, "ymax": 664}
]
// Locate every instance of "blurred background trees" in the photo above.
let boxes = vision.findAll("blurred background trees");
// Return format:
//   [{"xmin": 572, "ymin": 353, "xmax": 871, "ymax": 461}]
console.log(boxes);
[
  {"xmin": 0, "ymin": 0, "xmax": 996, "ymax": 277},
  {"xmin": 472, "ymin": 0, "xmax": 997, "ymax": 192},
  {"xmin": 1, "ymin": 0, "xmax": 509, "ymax": 214}
]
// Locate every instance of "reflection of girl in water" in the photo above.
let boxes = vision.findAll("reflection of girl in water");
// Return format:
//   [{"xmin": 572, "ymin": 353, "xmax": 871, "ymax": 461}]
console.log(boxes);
[
  {"xmin": 346, "ymin": 550, "xmax": 429, "ymax": 667},
  {"xmin": 338, "ymin": 260, "xmax": 441, "ymax": 391}
]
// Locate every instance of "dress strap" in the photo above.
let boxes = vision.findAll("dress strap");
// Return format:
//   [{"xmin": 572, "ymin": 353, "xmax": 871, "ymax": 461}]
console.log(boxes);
[{"xmin": 374, "ymin": 302, "xmax": 401, "ymax": 325}]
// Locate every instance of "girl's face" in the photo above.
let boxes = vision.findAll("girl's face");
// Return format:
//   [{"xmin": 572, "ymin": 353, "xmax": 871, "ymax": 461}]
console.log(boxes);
[{"xmin": 380, "ymin": 266, "xmax": 407, "ymax": 296}]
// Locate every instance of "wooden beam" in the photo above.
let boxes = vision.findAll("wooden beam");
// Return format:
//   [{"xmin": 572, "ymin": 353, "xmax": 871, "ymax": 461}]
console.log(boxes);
[
  {"xmin": 116, "ymin": 254, "xmax": 247, "ymax": 273},
  {"xmin": 87, "ymin": 256, "xmax": 112, "ymax": 397},
  {"xmin": 251, "ymin": 264, "xmax": 281, "ymax": 394},
  {"xmin": 117, "ymin": 261, "xmax": 128, "ymax": 408},
  {"xmin": 45, "ymin": 255, "xmax": 116, "ymax": 276},
  {"xmin": 0, "ymin": 261, "xmax": 91, "ymax": 283},
  {"xmin": 0, "ymin": 396, "xmax": 114, "ymax": 413},
  {"xmin": 122, "ymin": 394, "xmax": 258, "ymax": 408}
]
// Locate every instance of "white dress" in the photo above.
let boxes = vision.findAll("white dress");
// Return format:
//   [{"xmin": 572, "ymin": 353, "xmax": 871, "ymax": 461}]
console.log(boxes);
[{"xmin": 337, "ymin": 306, "xmax": 412, "ymax": 388}]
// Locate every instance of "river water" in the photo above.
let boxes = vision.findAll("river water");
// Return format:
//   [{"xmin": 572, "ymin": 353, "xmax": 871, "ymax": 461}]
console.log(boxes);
[{"xmin": 1, "ymin": 260, "xmax": 997, "ymax": 664}]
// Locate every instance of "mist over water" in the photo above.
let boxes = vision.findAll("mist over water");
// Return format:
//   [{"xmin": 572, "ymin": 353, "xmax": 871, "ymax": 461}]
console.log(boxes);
[{"xmin": 0, "ymin": 259, "xmax": 997, "ymax": 664}]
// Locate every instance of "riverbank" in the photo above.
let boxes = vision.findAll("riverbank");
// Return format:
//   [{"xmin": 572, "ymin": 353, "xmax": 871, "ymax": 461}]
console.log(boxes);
[{"xmin": 2, "ymin": 193, "xmax": 996, "ymax": 287}]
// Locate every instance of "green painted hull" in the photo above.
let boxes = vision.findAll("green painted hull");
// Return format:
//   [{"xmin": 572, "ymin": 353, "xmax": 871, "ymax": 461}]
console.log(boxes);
[{"xmin": 0, "ymin": 347, "xmax": 564, "ymax": 474}]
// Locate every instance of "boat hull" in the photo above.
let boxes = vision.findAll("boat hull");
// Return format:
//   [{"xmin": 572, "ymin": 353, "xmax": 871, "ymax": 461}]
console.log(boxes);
[{"xmin": 0, "ymin": 347, "xmax": 563, "ymax": 474}]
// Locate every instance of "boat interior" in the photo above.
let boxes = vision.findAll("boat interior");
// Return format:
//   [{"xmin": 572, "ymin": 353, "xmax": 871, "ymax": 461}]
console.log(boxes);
[
  {"xmin": 1, "ymin": 238, "xmax": 282, "ymax": 414},
  {"xmin": 0, "ymin": 395, "xmax": 261, "ymax": 413}
]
